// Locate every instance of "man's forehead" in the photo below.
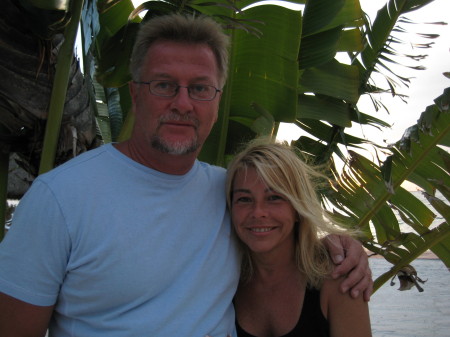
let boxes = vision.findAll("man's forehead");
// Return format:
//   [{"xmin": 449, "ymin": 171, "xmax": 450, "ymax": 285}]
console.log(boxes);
[
  {"xmin": 142, "ymin": 42, "xmax": 220, "ymax": 84},
  {"xmin": 148, "ymin": 72, "xmax": 215, "ymax": 82}
]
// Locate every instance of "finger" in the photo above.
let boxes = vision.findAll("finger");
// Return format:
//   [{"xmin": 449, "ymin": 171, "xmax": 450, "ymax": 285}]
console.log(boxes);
[
  {"xmin": 350, "ymin": 270, "xmax": 373, "ymax": 300},
  {"xmin": 332, "ymin": 254, "xmax": 358, "ymax": 279},
  {"xmin": 332, "ymin": 249, "xmax": 366, "ymax": 280},
  {"xmin": 324, "ymin": 234, "xmax": 345, "ymax": 264},
  {"xmin": 339, "ymin": 252, "xmax": 369, "ymax": 289},
  {"xmin": 363, "ymin": 277, "xmax": 374, "ymax": 302},
  {"xmin": 332, "ymin": 237, "xmax": 368, "ymax": 279},
  {"xmin": 341, "ymin": 265, "xmax": 372, "ymax": 298}
]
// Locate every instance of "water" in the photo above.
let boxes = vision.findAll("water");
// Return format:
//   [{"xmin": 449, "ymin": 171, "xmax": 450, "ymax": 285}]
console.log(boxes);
[
  {"xmin": 367, "ymin": 190, "xmax": 450, "ymax": 336},
  {"xmin": 369, "ymin": 258, "xmax": 450, "ymax": 337}
]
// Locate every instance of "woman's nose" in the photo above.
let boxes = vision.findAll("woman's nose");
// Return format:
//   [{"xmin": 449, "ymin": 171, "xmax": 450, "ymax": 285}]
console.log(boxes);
[{"xmin": 251, "ymin": 201, "xmax": 268, "ymax": 218}]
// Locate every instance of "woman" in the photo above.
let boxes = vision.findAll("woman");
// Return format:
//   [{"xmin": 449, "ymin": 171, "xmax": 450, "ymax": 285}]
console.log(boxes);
[{"xmin": 226, "ymin": 140, "xmax": 371, "ymax": 337}]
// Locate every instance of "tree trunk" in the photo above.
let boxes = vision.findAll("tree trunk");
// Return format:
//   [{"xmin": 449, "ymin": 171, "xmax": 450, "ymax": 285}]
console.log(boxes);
[{"xmin": 0, "ymin": 0, "xmax": 101, "ymax": 198}]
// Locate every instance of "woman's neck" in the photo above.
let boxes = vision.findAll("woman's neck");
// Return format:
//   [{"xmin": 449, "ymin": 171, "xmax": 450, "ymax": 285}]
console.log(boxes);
[{"xmin": 250, "ymin": 244, "xmax": 301, "ymax": 286}]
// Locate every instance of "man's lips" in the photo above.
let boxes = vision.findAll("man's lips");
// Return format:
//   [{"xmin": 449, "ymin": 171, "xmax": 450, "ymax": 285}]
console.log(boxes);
[{"xmin": 162, "ymin": 120, "xmax": 196, "ymax": 128}]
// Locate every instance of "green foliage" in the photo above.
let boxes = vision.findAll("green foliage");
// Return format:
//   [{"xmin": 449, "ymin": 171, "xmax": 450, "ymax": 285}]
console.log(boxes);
[
  {"xmin": 200, "ymin": 4, "xmax": 301, "ymax": 166},
  {"xmin": 328, "ymin": 87, "xmax": 450, "ymax": 291},
  {"xmin": 359, "ymin": 0, "xmax": 437, "ymax": 100},
  {"xmin": 295, "ymin": 0, "xmax": 370, "ymax": 165},
  {"xmin": 39, "ymin": 0, "xmax": 85, "ymax": 174}
]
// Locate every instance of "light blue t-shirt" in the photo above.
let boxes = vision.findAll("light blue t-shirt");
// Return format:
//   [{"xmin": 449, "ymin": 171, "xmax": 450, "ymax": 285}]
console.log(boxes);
[{"xmin": 0, "ymin": 144, "xmax": 240, "ymax": 336}]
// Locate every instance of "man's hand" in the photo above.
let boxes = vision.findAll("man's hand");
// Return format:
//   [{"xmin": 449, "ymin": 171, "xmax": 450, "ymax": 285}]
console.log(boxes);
[{"xmin": 323, "ymin": 234, "xmax": 373, "ymax": 301}]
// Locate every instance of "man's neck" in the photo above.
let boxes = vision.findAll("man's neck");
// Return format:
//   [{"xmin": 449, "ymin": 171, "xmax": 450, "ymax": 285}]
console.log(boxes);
[{"xmin": 114, "ymin": 141, "xmax": 198, "ymax": 175}]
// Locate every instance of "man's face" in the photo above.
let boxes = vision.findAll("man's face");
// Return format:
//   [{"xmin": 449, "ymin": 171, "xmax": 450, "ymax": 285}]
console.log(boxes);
[{"xmin": 130, "ymin": 40, "xmax": 222, "ymax": 156}]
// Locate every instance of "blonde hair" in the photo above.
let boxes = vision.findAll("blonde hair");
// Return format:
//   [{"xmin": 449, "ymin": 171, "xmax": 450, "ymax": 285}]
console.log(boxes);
[
  {"xmin": 130, "ymin": 14, "xmax": 230, "ymax": 87},
  {"xmin": 226, "ymin": 138, "xmax": 350, "ymax": 288}
]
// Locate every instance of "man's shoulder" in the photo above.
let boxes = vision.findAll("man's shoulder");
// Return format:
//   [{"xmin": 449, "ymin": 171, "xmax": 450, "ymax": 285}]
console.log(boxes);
[
  {"xmin": 198, "ymin": 160, "xmax": 226, "ymax": 173},
  {"xmin": 197, "ymin": 160, "xmax": 227, "ymax": 180},
  {"xmin": 38, "ymin": 144, "xmax": 112, "ymax": 183}
]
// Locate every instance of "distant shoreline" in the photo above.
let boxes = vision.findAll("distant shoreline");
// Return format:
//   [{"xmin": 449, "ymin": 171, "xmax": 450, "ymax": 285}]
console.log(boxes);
[{"xmin": 367, "ymin": 250, "xmax": 438, "ymax": 260}]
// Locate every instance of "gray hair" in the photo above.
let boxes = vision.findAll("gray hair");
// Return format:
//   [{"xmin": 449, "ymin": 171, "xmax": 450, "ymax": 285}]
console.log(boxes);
[{"xmin": 130, "ymin": 14, "xmax": 230, "ymax": 87}]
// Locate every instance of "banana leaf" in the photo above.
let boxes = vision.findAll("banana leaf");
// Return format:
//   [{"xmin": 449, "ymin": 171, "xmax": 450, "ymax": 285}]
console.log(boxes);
[{"xmin": 328, "ymin": 87, "xmax": 450, "ymax": 291}]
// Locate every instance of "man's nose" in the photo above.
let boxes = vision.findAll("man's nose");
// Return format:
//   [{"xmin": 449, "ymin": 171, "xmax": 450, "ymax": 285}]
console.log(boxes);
[{"xmin": 170, "ymin": 86, "xmax": 194, "ymax": 113}]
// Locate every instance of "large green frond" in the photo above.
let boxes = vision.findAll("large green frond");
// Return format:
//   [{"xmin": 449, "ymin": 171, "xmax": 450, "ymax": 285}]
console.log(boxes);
[
  {"xmin": 200, "ymin": 4, "xmax": 302, "ymax": 165},
  {"xmin": 328, "ymin": 87, "xmax": 450, "ymax": 291}
]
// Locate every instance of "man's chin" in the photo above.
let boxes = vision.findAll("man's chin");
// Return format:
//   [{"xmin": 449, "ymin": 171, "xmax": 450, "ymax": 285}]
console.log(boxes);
[{"xmin": 151, "ymin": 137, "xmax": 199, "ymax": 155}]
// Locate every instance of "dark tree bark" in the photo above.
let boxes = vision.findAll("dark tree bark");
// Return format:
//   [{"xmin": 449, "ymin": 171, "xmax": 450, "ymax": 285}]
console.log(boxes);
[{"xmin": 0, "ymin": 0, "xmax": 101, "ymax": 198}]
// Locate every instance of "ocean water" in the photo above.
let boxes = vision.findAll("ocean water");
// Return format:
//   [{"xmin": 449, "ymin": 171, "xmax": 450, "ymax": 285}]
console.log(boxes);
[
  {"xmin": 369, "ymin": 190, "xmax": 449, "ymax": 336},
  {"xmin": 369, "ymin": 258, "xmax": 450, "ymax": 337}
]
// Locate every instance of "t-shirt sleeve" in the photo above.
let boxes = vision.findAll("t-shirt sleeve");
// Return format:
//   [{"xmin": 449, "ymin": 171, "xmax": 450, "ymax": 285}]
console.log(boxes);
[{"xmin": 0, "ymin": 179, "xmax": 70, "ymax": 306}]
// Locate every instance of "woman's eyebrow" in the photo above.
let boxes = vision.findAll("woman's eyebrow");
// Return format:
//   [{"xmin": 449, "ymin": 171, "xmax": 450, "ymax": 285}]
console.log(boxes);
[{"xmin": 232, "ymin": 188, "xmax": 250, "ymax": 194}]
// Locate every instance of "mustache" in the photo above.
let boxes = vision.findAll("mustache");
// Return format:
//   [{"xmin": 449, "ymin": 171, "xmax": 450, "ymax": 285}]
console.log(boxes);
[{"xmin": 158, "ymin": 112, "xmax": 199, "ymax": 127}]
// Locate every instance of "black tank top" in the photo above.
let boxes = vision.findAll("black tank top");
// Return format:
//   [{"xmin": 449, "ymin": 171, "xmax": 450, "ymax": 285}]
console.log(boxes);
[{"xmin": 235, "ymin": 287, "xmax": 329, "ymax": 337}]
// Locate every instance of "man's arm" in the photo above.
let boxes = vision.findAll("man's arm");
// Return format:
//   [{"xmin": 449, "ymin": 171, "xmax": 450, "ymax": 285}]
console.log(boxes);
[
  {"xmin": 323, "ymin": 234, "xmax": 373, "ymax": 302},
  {"xmin": 0, "ymin": 292, "xmax": 53, "ymax": 337}
]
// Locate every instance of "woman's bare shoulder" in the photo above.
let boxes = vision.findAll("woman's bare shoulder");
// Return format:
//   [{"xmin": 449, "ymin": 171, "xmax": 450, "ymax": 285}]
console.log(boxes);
[
  {"xmin": 319, "ymin": 276, "xmax": 344, "ymax": 316},
  {"xmin": 320, "ymin": 276, "xmax": 372, "ymax": 336}
]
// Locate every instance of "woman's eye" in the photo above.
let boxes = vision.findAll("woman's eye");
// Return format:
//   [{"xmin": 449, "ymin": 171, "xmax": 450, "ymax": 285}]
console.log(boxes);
[
  {"xmin": 234, "ymin": 196, "xmax": 252, "ymax": 203},
  {"xmin": 268, "ymin": 194, "xmax": 284, "ymax": 201}
]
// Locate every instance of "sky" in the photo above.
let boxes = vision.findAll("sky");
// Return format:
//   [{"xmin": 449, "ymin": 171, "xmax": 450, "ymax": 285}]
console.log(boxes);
[
  {"xmin": 356, "ymin": 0, "xmax": 449, "ymax": 143},
  {"xmin": 278, "ymin": 0, "xmax": 450, "ymax": 146}
]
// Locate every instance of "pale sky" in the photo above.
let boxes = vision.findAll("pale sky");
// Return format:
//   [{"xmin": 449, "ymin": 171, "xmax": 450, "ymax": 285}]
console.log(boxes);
[{"xmin": 279, "ymin": 0, "xmax": 450, "ymax": 146}]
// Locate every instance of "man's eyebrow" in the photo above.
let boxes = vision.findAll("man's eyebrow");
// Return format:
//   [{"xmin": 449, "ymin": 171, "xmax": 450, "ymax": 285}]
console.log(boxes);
[
  {"xmin": 150, "ymin": 73, "xmax": 173, "ymax": 79},
  {"xmin": 192, "ymin": 76, "xmax": 214, "ymax": 82},
  {"xmin": 150, "ymin": 74, "xmax": 215, "ymax": 83}
]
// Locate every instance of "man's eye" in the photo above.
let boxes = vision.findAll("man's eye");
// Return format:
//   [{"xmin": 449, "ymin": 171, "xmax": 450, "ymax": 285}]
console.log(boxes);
[
  {"xmin": 190, "ymin": 84, "xmax": 209, "ymax": 93},
  {"xmin": 154, "ymin": 81, "xmax": 175, "ymax": 90}
]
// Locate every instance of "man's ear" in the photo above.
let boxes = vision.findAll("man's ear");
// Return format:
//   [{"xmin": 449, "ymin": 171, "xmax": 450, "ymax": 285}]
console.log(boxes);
[
  {"xmin": 214, "ymin": 91, "xmax": 223, "ymax": 122},
  {"xmin": 129, "ymin": 81, "xmax": 138, "ymax": 102}
]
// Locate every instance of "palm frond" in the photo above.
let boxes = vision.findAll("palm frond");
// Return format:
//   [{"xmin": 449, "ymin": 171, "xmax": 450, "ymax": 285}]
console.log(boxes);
[
  {"xmin": 359, "ymin": 0, "xmax": 439, "ymax": 110},
  {"xmin": 328, "ymin": 87, "xmax": 450, "ymax": 291}
]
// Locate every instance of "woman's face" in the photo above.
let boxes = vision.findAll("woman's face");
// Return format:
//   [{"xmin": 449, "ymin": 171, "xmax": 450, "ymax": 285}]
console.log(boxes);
[{"xmin": 231, "ymin": 167, "xmax": 297, "ymax": 255}]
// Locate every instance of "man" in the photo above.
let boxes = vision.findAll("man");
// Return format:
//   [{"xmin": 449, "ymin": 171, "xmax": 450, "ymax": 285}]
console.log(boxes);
[{"xmin": 0, "ymin": 14, "xmax": 372, "ymax": 336}]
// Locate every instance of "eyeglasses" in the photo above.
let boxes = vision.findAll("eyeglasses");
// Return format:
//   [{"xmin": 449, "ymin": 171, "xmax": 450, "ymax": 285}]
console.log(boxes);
[{"xmin": 134, "ymin": 80, "xmax": 221, "ymax": 101}]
